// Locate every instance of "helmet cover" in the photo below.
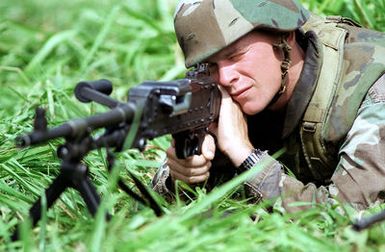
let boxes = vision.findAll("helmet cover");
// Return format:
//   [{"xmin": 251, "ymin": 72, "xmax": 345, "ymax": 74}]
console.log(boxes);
[{"xmin": 174, "ymin": 0, "xmax": 310, "ymax": 67}]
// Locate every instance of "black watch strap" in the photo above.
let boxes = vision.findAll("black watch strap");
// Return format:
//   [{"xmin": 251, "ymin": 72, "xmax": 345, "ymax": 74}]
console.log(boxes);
[{"xmin": 238, "ymin": 149, "xmax": 266, "ymax": 173}]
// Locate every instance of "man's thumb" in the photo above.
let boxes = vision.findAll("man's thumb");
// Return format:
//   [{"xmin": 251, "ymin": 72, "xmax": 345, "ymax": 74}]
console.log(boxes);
[{"xmin": 202, "ymin": 134, "xmax": 216, "ymax": 160}]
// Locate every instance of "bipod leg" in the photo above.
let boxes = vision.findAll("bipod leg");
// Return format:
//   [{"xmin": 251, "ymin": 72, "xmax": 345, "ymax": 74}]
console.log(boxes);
[
  {"xmin": 68, "ymin": 162, "xmax": 111, "ymax": 221},
  {"xmin": 75, "ymin": 176, "xmax": 111, "ymax": 221},
  {"xmin": 12, "ymin": 173, "xmax": 68, "ymax": 241}
]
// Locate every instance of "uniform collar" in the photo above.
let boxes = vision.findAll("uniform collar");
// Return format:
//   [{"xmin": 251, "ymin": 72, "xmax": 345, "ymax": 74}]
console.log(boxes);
[{"xmin": 282, "ymin": 30, "xmax": 323, "ymax": 139}]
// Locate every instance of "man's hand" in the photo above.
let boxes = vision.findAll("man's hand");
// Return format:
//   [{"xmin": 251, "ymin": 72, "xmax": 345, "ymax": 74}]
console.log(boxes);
[
  {"xmin": 167, "ymin": 134, "xmax": 215, "ymax": 184},
  {"xmin": 166, "ymin": 87, "xmax": 254, "ymax": 184},
  {"xmin": 212, "ymin": 87, "xmax": 254, "ymax": 167}
]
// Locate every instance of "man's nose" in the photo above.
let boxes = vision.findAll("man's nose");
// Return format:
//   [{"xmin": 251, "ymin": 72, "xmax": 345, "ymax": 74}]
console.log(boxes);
[{"xmin": 217, "ymin": 62, "xmax": 238, "ymax": 87}]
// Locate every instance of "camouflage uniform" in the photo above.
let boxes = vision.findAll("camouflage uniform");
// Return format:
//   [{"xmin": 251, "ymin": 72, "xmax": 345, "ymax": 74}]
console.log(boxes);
[{"xmin": 152, "ymin": 0, "xmax": 385, "ymax": 212}]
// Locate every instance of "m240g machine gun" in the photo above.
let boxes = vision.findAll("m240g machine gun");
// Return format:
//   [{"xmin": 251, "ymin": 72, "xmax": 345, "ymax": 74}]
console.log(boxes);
[{"xmin": 13, "ymin": 65, "xmax": 221, "ymax": 240}]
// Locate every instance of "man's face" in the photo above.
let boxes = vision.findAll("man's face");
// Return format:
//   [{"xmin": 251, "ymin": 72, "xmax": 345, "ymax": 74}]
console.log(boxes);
[{"xmin": 207, "ymin": 31, "xmax": 283, "ymax": 115}]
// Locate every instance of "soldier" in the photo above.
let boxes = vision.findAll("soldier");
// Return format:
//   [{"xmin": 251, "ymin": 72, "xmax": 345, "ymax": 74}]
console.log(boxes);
[{"xmin": 153, "ymin": 0, "xmax": 385, "ymax": 212}]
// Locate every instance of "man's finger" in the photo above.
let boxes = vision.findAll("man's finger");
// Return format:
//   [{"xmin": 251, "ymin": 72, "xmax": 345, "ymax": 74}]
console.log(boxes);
[
  {"xmin": 167, "ymin": 155, "xmax": 211, "ymax": 172},
  {"xmin": 168, "ymin": 159, "xmax": 211, "ymax": 177},
  {"xmin": 218, "ymin": 85, "xmax": 232, "ymax": 101},
  {"xmin": 170, "ymin": 169, "xmax": 210, "ymax": 184}
]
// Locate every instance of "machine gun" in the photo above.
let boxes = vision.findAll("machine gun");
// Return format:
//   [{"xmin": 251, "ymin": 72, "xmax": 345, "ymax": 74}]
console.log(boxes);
[{"xmin": 12, "ymin": 64, "xmax": 221, "ymax": 240}]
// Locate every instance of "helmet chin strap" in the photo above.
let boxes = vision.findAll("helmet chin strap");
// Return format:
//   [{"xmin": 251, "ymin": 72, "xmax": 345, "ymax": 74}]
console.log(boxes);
[{"xmin": 267, "ymin": 34, "xmax": 292, "ymax": 108}]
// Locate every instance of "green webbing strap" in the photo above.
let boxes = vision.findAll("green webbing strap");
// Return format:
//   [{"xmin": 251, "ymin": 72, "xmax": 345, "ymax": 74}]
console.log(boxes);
[
  {"xmin": 106, "ymin": 150, "xmax": 163, "ymax": 216},
  {"xmin": 126, "ymin": 169, "xmax": 164, "ymax": 216},
  {"xmin": 300, "ymin": 19, "xmax": 347, "ymax": 180}
]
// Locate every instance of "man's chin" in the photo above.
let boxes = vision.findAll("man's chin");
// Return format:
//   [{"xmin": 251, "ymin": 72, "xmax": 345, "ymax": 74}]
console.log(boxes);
[{"xmin": 241, "ymin": 103, "xmax": 264, "ymax": 116}]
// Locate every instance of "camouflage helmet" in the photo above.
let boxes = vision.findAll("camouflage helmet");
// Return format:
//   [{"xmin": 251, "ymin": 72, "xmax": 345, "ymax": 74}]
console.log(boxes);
[{"xmin": 174, "ymin": 0, "xmax": 311, "ymax": 67}]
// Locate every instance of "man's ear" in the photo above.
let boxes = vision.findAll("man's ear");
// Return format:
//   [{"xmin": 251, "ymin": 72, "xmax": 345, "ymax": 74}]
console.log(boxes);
[{"xmin": 287, "ymin": 31, "xmax": 296, "ymax": 45}]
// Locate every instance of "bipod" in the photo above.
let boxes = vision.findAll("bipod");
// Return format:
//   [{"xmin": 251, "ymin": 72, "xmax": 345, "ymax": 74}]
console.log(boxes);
[{"xmin": 12, "ymin": 136, "xmax": 109, "ymax": 241}]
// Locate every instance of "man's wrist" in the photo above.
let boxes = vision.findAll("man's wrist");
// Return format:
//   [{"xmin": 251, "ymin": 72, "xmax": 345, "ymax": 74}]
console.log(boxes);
[{"xmin": 224, "ymin": 143, "xmax": 254, "ymax": 167}]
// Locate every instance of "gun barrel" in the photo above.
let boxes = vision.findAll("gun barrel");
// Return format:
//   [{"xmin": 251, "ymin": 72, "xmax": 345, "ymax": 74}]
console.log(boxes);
[{"xmin": 17, "ymin": 103, "xmax": 136, "ymax": 147}]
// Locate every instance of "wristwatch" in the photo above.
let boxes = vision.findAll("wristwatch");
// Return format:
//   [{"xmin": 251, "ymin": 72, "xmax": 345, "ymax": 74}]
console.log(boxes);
[{"xmin": 238, "ymin": 149, "xmax": 266, "ymax": 172}]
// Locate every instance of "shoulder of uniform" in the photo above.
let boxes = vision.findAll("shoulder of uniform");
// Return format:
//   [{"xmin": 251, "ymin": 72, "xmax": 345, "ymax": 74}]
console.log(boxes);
[{"xmin": 364, "ymin": 74, "xmax": 385, "ymax": 105}]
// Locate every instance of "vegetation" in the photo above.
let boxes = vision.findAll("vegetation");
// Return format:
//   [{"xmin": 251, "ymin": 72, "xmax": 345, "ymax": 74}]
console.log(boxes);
[{"xmin": 1, "ymin": 0, "xmax": 384, "ymax": 251}]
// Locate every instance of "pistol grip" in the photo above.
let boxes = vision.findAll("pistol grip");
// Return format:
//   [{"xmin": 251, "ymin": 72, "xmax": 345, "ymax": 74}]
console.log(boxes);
[{"xmin": 173, "ymin": 130, "xmax": 206, "ymax": 159}]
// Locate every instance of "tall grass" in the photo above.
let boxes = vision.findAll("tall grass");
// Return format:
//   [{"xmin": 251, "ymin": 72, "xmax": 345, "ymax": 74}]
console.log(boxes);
[
  {"xmin": 1, "ymin": 0, "xmax": 385, "ymax": 251},
  {"xmin": 305, "ymin": 0, "xmax": 385, "ymax": 31}
]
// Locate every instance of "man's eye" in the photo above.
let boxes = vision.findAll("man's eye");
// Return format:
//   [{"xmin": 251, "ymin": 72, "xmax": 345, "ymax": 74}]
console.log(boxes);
[
  {"xmin": 228, "ymin": 52, "xmax": 243, "ymax": 61},
  {"xmin": 208, "ymin": 63, "xmax": 218, "ymax": 74}
]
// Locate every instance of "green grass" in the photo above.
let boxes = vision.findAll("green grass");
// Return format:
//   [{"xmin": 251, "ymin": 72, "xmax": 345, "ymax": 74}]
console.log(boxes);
[{"xmin": 1, "ymin": 0, "xmax": 385, "ymax": 251}]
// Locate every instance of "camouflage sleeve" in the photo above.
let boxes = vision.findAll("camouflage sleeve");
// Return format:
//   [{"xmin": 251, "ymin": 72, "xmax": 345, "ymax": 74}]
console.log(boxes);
[
  {"xmin": 242, "ymin": 150, "xmax": 282, "ymax": 204},
  {"xmin": 280, "ymin": 74, "xmax": 385, "ymax": 212},
  {"xmin": 330, "ymin": 74, "xmax": 385, "ymax": 209}
]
